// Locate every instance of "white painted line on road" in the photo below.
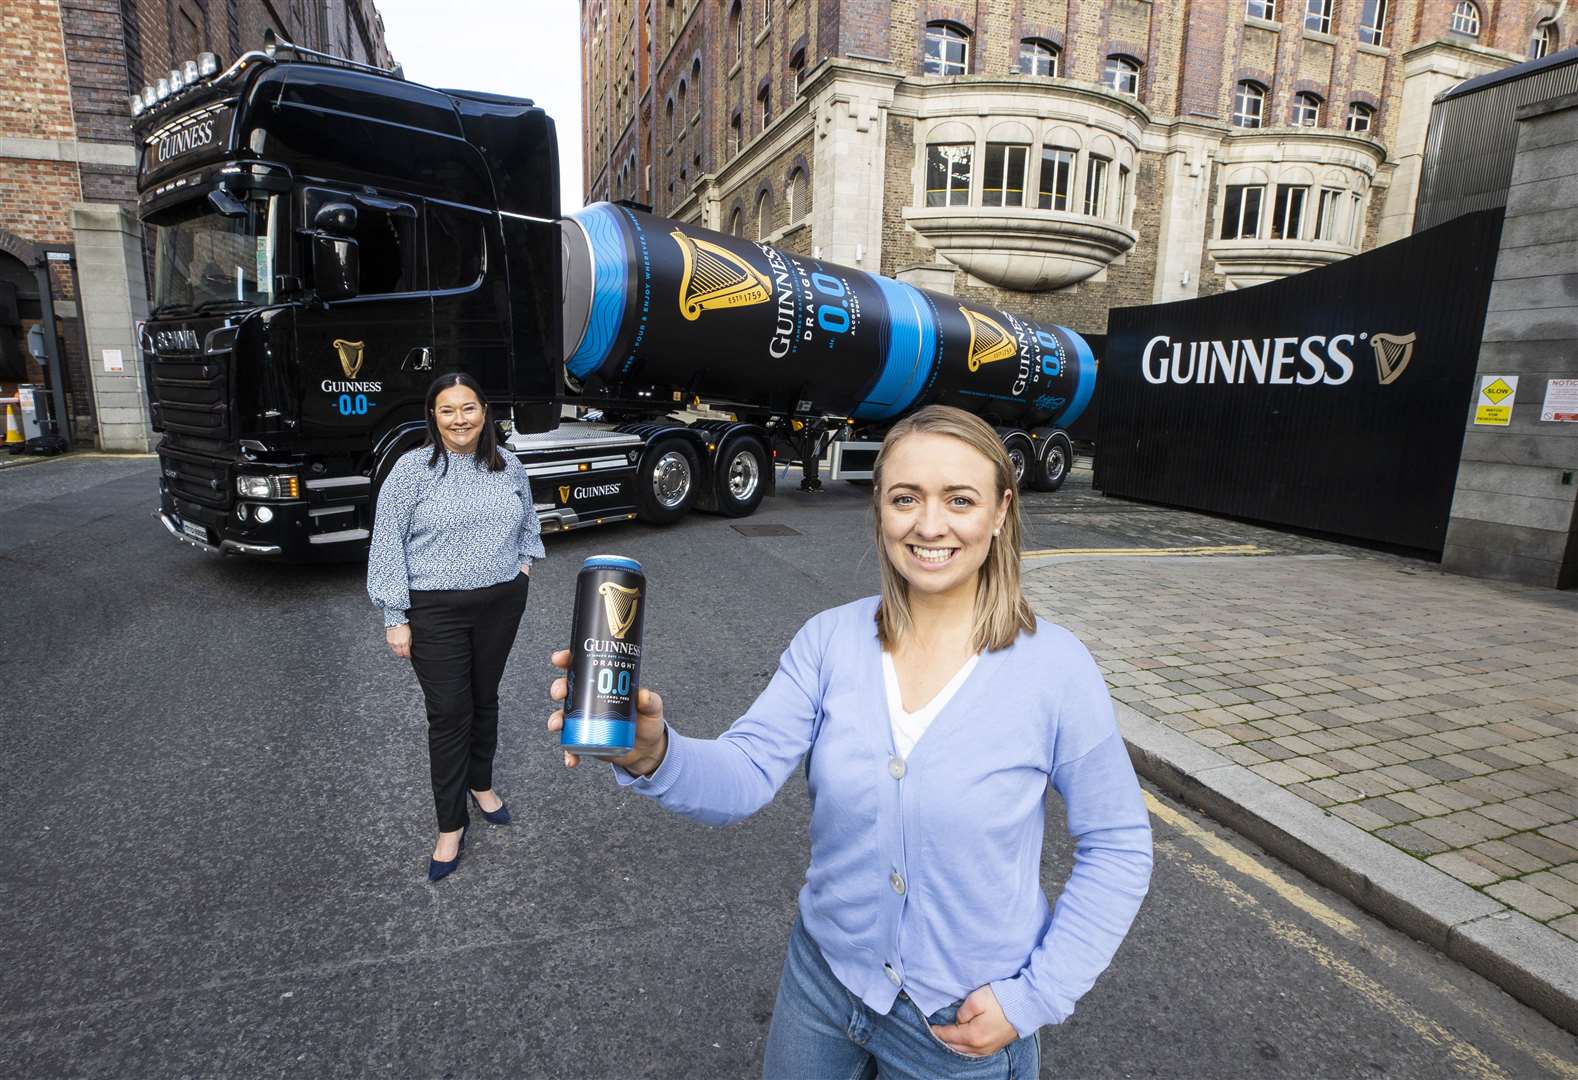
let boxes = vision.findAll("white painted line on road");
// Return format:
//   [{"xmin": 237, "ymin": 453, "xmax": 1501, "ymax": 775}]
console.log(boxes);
[{"xmin": 1023, "ymin": 544, "xmax": 1274, "ymax": 559}]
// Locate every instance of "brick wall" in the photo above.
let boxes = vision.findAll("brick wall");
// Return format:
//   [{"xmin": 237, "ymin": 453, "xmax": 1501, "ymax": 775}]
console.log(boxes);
[{"xmin": 2, "ymin": 0, "xmax": 77, "ymax": 142}]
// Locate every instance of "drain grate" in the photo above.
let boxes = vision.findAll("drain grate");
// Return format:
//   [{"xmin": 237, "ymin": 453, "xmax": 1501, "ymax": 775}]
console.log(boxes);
[{"xmin": 733, "ymin": 524, "xmax": 801, "ymax": 537}]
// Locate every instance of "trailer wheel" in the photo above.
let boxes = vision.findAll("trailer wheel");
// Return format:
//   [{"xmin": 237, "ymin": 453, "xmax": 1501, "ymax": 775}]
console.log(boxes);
[
  {"xmin": 637, "ymin": 439, "xmax": 700, "ymax": 523},
  {"xmin": 1002, "ymin": 433, "xmax": 1035, "ymax": 490},
  {"xmin": 1030, "ymin": 432, "xmax": 1073, "ymax": 492},
  {"xmin": 713, "ymin": 437, "xmax": 768, "ymax": 517}
]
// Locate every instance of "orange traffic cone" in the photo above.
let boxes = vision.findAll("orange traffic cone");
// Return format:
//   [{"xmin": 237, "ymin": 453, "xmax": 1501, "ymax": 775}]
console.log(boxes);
[{"xmin": 4, "ymin": 404, "xmax": 22, "ymax": 445}]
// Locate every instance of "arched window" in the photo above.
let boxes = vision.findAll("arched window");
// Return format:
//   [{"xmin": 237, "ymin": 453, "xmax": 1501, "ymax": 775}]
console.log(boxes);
[
  {"xmin": 1531, "ymin": 23, "xmax": 1555, "ymax": 58},
  {"xmin": 923, "ymin": 22, "xmax": 970, "ymax": 76},
  {"xmin": 789, "ymin": 169, "xmax": 808, "ymax": 222},
  {"xmin": 1102, "ymin": 56, "xmax": 1141, "ymax": 96},
  {"xmin": 677, "ymin": 80, "xmax": 687, "ymax": 127},
  {"xmin": 692, "ymin": 58, "xmax": 702, "ymax": 102},
  {"xmin": 762, "ymin": 0, "xmax": 771, "ymax": 27},
  {"xmin": 1450, "ymin": 1, "xmax": 1480, "ymax": 36},
  {"xmin": 728, "ymin": 111, "xmax": 742, "ymax": 156},
  {"xmin": 1292, "ymin": 92, "xmax": 1322, "ymax": 127},
  {"xmin": 758, "ymin": 81, "xmax": 772, "ymax": 130},
  {"xmin": 1018, "ymin": 39, "xmax": 1058, "ymax": 77},
  {"xmin": 730, "ymin": 0, "xmax": 744, "ymax": 61},
  {"xmin": 728, "ymin": 207, "xmax": 743, "ymax": 235},
  {"xmin": 665, "ymin": 97, "xmax": 675, "ymax": 142},
  {"xmin": 790, "ymin": 47, "xmax": 807, "ymax": 94},
  {"xmin": 1345, "ymin": 102, "xmax": 1374, "ymax": 132},
  {"xmin": 1232, "ymin": 81, "xmax": 1266, "ymax": 128},
  {"xmin": 755, "ymin": 190, "xmax": 772, "ymax": 237}
]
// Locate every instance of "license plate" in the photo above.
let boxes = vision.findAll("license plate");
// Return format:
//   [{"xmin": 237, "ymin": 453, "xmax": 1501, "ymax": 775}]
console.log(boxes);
[{"xmin": 179, "ymin": 518, "xmax": 209, "ymax": 543}]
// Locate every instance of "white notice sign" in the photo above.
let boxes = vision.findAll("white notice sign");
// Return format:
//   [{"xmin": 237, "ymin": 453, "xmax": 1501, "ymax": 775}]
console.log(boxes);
[
  {"xmin": 1540, "ymin": 378, "xmax": 1578, "ymax": 422},
  {"xmin": 102, "ymin": 348, "xmax": 124, "ymax": 373}
]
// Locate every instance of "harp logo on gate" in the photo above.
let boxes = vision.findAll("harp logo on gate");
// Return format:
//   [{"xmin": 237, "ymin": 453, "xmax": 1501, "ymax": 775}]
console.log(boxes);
[{"xmin": 1371, "ymin": 332, "xmax": 1416, "ymax": 385}]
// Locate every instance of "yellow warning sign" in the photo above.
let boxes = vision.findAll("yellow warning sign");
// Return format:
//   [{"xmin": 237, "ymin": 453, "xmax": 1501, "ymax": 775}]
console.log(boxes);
[{"xmin": 1474, "ymin": 374, "xmax": 1518, "ymax": 426}]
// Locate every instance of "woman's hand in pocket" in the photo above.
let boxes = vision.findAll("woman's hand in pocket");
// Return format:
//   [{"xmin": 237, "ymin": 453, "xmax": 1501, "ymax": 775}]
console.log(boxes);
[
  {"xmin": 930, "ymin": 985, "xmax": 1018, "ymax": 1058},
  {"xmin": 386, "ymin": 624, "xmax": 412, "ymax": 659}
]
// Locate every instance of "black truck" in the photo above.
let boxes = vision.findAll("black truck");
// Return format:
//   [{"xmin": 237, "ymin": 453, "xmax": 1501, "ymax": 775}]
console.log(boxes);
[{"xmin": 131, "ymin": 36, "xmax": 1096, "ymax": 561}]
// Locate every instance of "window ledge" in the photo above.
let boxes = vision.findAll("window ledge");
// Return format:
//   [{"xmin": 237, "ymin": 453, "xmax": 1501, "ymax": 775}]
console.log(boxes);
[
  {"xmin": 1302, "ymin": 28, "xmax": 1336, "ymax": 44},
  {"xmin": 729, "ymin": 59, "xmax": 743, "ymax": 78},
  {"xmin": 691, "ymin": 110, "xmax": 703, "ymax": 126},
  {"xmin": 901, "ymin": 205, "xmax": 1137, "ymax": 290},
  {"xmin": 1245, "ymin": 15, "xmax": 1281, "ymax": 32},
  {"xmin": 1357, "ymin": 42, "xmax": 1390, "ymax": 56},
  {"xmin": 1206, "ymin": 237, "xmax": 1356, "ymax": 288},
  {"xmin": 754, "ymin": 26, "xmax": 771, "ymax": 47}
]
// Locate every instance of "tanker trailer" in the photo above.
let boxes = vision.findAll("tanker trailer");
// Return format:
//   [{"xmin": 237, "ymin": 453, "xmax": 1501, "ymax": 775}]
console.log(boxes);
[{"xmin": 561, "ymin": 202, "xmax": 1096, "ymax": 492}]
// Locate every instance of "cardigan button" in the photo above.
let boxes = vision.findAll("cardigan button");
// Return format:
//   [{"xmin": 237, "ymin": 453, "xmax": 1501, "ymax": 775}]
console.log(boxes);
[
  {"xmin": 889, "ymin": 872, "xmax": 906, "ymax": 895},
  {"xmin": 888, "ymin": 757, "xmax": 906, "ymax": 780}
]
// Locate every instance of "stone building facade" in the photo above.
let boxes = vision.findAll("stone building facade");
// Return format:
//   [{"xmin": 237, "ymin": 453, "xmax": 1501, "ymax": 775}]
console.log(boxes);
[
  {"xmin": 0, "ymin": 0, "xmax": 391, "ymax": 448},
  {"xmin": 581, "ymin": 0, "xmax": 1577, "ymax": 334}
]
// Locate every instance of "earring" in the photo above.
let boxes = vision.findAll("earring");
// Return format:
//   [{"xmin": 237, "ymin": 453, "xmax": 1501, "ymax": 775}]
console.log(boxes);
[{"xmin": 993, "ymin": 528, "xmax": 1001, "ymax": 536}]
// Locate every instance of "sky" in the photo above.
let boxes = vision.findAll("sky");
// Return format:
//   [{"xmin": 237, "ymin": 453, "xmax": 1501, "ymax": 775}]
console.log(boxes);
[{"xmin": 378, "ymin": 1, "xmax": 585, "ymax": 211}]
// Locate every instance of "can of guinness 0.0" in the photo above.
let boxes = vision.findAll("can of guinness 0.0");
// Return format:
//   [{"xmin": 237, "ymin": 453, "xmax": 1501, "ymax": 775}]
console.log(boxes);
[{"xmin": 561, "ymin": 555, "xmax": 646, "ymax": 757}]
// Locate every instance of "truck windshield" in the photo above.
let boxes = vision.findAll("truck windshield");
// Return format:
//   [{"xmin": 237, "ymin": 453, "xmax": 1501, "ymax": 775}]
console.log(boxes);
[{"xmin": 149, "ymin": 192, "xmax": 278, "ymax": 314}]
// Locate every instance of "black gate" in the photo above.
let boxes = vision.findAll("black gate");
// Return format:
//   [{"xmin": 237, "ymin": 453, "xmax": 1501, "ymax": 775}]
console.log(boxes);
[{"xmin": 1097, "ymin": 209, "xmax": 1504, "ymax": 553}]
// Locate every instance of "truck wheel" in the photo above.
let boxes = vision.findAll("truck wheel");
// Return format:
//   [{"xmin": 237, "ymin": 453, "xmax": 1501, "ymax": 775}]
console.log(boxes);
[
  {"xmin": 1002, "ymin": 433, "xmax": 1034, "ymax": 490},
  {"xmin": 1030, "ymin": 432, "xmax": 1073, "ymax": 492},
  {"xmin": 637, "ymin": 439, "xmax": 700, "ymax": 523},
  {"xmin": 713, "ymin": 437, "xmax": 768, "ymax": 517}
]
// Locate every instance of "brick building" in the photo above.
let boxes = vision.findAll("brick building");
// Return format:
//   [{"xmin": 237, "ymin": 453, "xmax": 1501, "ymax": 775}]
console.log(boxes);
[
  {"xmin": 0, "ymin": 0, "xmax": 392, "ymax": 449},
  {"xmin": 580, "ymin": 0, "xmax": 1577, "ymax": 334}
]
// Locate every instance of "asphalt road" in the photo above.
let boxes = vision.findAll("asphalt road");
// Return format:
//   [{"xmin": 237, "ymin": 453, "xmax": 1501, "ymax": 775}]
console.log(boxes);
[{"xmin": 2, "ymin": 454, "xmax": 1575, "ymax": 1078}]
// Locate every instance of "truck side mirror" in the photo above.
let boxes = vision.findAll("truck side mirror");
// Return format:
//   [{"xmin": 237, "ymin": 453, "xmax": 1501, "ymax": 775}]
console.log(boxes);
[
  {"xmin": 312, "ymin": 235, "xmax": 360, "ymax": 302},
  {"xmin": 314, "ymin": 202, "xmax": 358, "ymax": 235}
]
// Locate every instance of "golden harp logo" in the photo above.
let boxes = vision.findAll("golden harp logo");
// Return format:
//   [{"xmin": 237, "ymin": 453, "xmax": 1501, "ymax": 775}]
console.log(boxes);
[
  {"xmin": 333, "ymin": 339, "xmax": 366, "ymax": 380},
  {"xmin": 1371, "ymin": 332, "xmax": 1416, "ymax": 385},
  {"xmin": 558, "ymin": 485, "xmax": 572, "ymax": 503},
  {"xmin": 961, "ymin": 309, "xmax": 1016, "ymax": 372},
  {"xmin": 671, "ymin": 230, "xmax": 773, "ymax": 320},
  {"xmin": 599, "ymin": 582, "xmax": 641, "ymax": 640}
]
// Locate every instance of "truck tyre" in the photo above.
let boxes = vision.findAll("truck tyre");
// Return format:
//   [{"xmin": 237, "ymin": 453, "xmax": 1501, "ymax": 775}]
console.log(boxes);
[
  {"xmin": 713, "ymin": 436, "xmax": 768, "ymax": 517},
  {"xmin": 1002, "ymin": 432, "xmax": 1035, "ymax": 490},
  {"xmin": 1030, "ymin": 432, "xmax": 1073, "ymax": 492},
  {"xmin": 637, "ymin": 438, "xmax": 700, "ymax": 523}
]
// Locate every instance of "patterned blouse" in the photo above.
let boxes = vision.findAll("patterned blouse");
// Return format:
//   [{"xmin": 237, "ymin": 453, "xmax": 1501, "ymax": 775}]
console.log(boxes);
[{"xmin": 367, "ymin": 447, "xmax": 547, "ymax": 627}]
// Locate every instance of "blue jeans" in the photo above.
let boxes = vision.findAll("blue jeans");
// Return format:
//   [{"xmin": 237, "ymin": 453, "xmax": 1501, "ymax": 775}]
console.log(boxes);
[{"xmin": 763, "ymin": 915, "xmax": 1041, "ymax": 1080}]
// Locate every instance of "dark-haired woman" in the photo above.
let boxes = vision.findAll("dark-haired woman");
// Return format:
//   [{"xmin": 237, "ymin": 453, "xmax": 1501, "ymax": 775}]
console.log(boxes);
[{"xmin": 369, "ymin": 372, "xmax": 545, "ymax": 882}]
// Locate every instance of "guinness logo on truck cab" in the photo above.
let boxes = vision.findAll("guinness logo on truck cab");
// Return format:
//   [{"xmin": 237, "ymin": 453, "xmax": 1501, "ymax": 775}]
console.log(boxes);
[
  {"xmin": 156, "ymin": 118, "xmax": 216, "ymax": 163},
  {"xmin": 334, "ymin": 339, "xmax": 366, "ymax": 379}
]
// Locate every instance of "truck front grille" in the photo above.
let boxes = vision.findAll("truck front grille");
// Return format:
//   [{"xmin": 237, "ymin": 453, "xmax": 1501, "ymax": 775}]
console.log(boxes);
[
  {"xmin": 151, "ymin": 353, "xmax": 231, "ymax": 440},
  {"xmin": 159, "ymin": 447, "xmax": 231, "ymax": 511}
]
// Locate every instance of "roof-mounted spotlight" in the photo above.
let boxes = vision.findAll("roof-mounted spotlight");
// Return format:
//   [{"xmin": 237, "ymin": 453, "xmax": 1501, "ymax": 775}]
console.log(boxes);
[
  {"xmin": 129, "ymin": 94, "xmax": 145, "ymax": 117},
  {"xmin": 142, "ymin": 86, "xmax": 157, "ymax": 108},
  {"xmin": 182, "ymin": 59, "xmax": 200, "ymax": 84},
  {"xmin": 155, "ymin": 77, "xmax": 171, "ymax": 101},
  {"xmin": 198, "ymin": 52, "xmax": 219, "ymax": 76},
  {"xmin": 167, "ymin": 68, "xmax": 183, "ymax": 92}
]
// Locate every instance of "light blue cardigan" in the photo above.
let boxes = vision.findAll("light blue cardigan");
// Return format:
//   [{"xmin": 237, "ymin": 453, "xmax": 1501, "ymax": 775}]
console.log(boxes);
[{"xmin": 617, "ymin": 596, "xmax": 1153, "ymax": 1037}]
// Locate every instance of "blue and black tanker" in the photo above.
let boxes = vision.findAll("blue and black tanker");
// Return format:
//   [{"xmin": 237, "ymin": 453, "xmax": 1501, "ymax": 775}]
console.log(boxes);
[{"xmin": 129, "ymin": 34, "xmax": 1096, "ymax": 562}]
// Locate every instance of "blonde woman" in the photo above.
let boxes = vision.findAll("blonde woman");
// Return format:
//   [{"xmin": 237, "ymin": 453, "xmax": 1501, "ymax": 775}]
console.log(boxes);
[{"xmin": 547, "ymin": 405, "xmax": 1151, "ymax": 1078}]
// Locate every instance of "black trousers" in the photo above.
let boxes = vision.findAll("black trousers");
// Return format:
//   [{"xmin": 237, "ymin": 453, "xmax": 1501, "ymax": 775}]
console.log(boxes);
[{"xmin": 407, "ymin": 574, "xmax": 530, "ymax": 831}]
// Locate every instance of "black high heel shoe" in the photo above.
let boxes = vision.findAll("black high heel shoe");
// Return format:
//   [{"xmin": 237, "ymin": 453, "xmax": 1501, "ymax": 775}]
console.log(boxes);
[
  {"xmin": 470, "ymin": 791, "xmax": 512, "ymax": 826},
  {"xmin": 427, "ymin": 824, "xmax": 468, "ymax": 883}
]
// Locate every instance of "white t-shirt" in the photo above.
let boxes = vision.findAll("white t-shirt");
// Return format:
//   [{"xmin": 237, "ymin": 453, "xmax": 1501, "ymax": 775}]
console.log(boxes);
[{"xmin": 881, "ymin": 650, "xmax": 981, "ymax": 760}]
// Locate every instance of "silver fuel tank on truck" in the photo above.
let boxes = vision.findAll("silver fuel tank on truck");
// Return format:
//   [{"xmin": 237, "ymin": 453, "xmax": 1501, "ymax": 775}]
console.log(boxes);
[{"xmin": 559, "ymin": 202, "xmax": 1096, "ymax": 431}]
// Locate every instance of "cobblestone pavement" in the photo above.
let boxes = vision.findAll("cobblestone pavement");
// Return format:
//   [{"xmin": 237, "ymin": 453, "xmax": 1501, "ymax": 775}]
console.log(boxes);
[{"xmin": 1023, "ymin": 551, "xmax": 1578, "ymax": 944}]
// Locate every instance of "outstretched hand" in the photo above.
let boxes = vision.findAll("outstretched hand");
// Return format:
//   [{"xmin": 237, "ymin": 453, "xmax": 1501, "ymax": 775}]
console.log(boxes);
[
  {"xmin": 930, "ymin": 985, "xmax": 1019, "ymax": 1058},
  {"xmin": 546, "ymin": 649, "xmax": 668, "ymax": 774}
]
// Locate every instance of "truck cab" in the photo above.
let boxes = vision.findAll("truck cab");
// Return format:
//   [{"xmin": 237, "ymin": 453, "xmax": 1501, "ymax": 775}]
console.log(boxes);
[{"xmin": 134, "ymin": 44, "xmax": 561, "ymax": 558}]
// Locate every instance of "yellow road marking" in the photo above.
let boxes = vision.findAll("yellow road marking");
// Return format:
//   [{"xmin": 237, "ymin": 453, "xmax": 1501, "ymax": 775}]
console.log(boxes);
[
  {"xmin": 1022, "ymin": 543, "xmax": 1273, "ymax": 559},
  {"xmin": 1149, "ymin": 793, "xmax": 1578, "ymax": 1079}
]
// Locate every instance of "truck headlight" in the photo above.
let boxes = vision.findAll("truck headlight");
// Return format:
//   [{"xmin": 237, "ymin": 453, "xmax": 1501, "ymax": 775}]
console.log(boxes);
[{"xmin": 236, "ymin": 474, "xmax": 301, "ymax": 499}]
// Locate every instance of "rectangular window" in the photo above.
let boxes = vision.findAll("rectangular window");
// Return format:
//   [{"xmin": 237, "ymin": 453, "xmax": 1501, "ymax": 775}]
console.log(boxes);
[
  {"xmin": 926, "ymin": 144, "xmax": 973, "ymax": 207},
  {"xmin": 1083, "ymin": 156, "xmax": 1109, "ymax": 217},
  {"xmin": 1349, "ymin": 193, "xmax": 1363, "ymax": 245},
  {"xmin": 1037, "ymin": 148, "xmax": 1074, "ymax": 210},
  {"xmin": 1220, "ymin": 184, "xmax": 1264, "ymax": 239},
  {"xmin": 1271, "ymin": 184, "xmax": 1308, "ymax": 240},
  {"xmin": 1314, "ymin": 187, "xmax": 1343, "ymax": 241},
  {"xmin": 1359, "ymin": 0, "xmax": 1386, "ymax": 45},
  {"xmin": 1246, "ymin": 0, "xmax": 1276, "ymax": 19},
  {"xmin": 1304, "ymin": 0, "xmax": 1332, "ymax": 32},
  {"xmin": 1117, "ymin": 164, "xmax": 1131, "ymax": 221},
  {"xmin": 982, "ymin": 143, "xmax": 1029, "ymax": 207}
]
